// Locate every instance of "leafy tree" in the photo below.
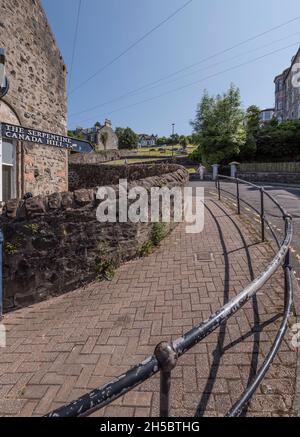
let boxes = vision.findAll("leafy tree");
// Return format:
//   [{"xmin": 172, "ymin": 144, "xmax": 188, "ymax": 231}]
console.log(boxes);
[
  {"xmin": 95, "ymin": 121, "xmax": 101, "ymax": 128},
  {"xmin": 68, "ymin": 130, "xmax": 85, "ymax": 140},
  {"xmin": 179, "ymin": 136, "xmax": 189, "ymax": 150},
  {"xmin": 242, "ymin": 132, "xmax": 257, "ymax": 160},
  {"xmin": 240, "ymin": 105, "xmax": 261, "ymax": 160},
  {"xmin": 116, "ymin": 127, "xmax": 139, "ymax": 149},
  {"xmin": 191, "ymin": 84, "xmax": 246, "ymax": 165},
  {"xmin": 245, "ymin": 105, "xmax": 261, "ymax": 134},
  {"xmin": 255, "ymin": 120, "xmax": 300, "ymax": 161},
  {"xmin": 157, "ymin": 136, "xmax": 169, "ymax": 146}
]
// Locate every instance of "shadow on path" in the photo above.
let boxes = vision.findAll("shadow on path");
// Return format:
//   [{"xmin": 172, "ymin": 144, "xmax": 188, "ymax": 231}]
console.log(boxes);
[{"xmin": 195, "ymin": 200, "xmax": 260, "ymax": 417}]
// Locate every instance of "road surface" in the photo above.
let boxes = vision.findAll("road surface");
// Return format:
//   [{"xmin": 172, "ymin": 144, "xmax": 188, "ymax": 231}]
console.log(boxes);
[{"xmin": 190, "ymin": 180, "xmax": 300, "ymax": 285}]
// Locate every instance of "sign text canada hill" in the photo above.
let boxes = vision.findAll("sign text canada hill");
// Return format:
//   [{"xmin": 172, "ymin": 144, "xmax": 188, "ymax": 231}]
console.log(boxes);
[{"xmin": 1, "ymin": 122, "xmax": 93, "ymax": 153}]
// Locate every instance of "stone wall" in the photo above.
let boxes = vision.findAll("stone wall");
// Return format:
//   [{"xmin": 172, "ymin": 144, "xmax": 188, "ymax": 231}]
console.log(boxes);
[
  {"xmin": 1, "ymin": 165, "xmax": 189, "ymax": 311},
  {"xmin": 0, "ymin": 0, "xmax": 68, "ymax": 197},
  {"xmin": 69, "ymin": 150, "xmax": 138, "ymax": 165},
  {"xmin": 68, "ymin": 163, "xmax": 185, "ymax": 190}
]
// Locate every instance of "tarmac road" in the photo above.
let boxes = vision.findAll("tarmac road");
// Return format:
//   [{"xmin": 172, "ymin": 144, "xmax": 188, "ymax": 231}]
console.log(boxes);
[{"xmin": 190, "ymin": 180, "xmax": 300, "ymax": 285}]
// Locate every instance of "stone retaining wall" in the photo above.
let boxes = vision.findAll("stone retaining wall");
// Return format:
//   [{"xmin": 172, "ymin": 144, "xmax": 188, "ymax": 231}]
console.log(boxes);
[
  {"xmin": 0, "ymin": 165, "xmax": 188, "ymax": 312},
  {"xmin": 68, "ymin": 163, "xmax": 185, "ymax": 190},
  {"xmin": 69, "ymin": 150, "xmax": 137, "ymax": 165}
]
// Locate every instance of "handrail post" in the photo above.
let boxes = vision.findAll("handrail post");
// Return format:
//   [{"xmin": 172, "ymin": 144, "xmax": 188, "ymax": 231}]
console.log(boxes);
[
  {"xmin": 154, "ymin": 342, "xmax": 177, "ymax": 417},
  {"xmin": 217, "ymin": 177, "xmax": 221, "ymax": 200},
  {"xmin": 260, "ymin": 188, "xmax": 265, "ymax": 242},
  {"xmin": 236, "ymin": 179, "xmax": 240, "ymax": 215}
]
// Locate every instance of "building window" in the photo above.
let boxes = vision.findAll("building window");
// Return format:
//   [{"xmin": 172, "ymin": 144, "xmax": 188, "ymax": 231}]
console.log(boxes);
[{"xmin": 0, "ymin": 139, "xmax": 16, "ymax": 202}]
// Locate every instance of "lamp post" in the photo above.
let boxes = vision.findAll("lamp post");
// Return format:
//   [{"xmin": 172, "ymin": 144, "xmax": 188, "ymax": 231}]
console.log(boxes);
[{"xmin": 171, "ymin": 123, "xmax": 175, "ymax": 160}]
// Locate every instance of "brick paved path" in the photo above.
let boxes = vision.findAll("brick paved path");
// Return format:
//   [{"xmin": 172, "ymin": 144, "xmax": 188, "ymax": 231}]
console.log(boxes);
[{"xmin": 0, "ymin": 194, "xmax": 297, "ymax": 417}]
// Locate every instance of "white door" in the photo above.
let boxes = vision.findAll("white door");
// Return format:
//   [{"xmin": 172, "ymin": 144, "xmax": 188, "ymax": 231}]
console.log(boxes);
[{"xmin": 0, "ymin": 138, "xmax": 16, "ymax": 202}]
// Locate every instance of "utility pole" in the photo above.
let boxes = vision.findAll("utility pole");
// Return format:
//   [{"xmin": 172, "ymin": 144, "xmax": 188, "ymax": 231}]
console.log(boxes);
[{"xmin": 171, "ymin": 123, "xmax": 175, "ymax": 160}]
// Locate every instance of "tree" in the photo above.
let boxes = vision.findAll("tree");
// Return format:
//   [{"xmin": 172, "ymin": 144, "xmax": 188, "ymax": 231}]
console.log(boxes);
[
  {"xmin": 95, "ymin": 121, "xmax": 101, "ymax": 128},
  {"xmin": 240, "ymin": 105, "xmax": 261, "ymax": 160},
  {"xmin": 116, "ymin": 127, "xmax": 139, "ymax": 149},
  {"xmin": 179, "ymin": 136, "xmax": 188, "ymax": 150},
  {"xmin": 245, "ymin": 105, "xmax": 261, "ymax": 134},
  {"xmin": 191, "ymin": 84, "xmax": 246, "ymax": 165},
  {"xmin": 157, "ymin": 136, "xmax": 168, "ymax": 146},
  {"xmin": 255, "ymin": 120, "xmax": 300, "ymax": 161}
]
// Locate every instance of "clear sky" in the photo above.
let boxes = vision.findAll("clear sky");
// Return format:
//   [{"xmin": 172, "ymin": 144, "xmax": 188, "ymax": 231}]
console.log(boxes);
[{"xmin": 41, "ymin": 0, "xmax": 300, "ymax": 136}]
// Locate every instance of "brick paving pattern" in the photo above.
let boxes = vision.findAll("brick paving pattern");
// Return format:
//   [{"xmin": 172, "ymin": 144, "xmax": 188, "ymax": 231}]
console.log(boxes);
[{"xmin": 0, "ymin": 194, "xmax": 297, "ymax": 417}]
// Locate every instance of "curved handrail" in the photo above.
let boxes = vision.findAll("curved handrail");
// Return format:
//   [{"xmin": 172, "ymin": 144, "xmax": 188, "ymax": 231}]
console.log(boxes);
[
  {"xmin": 47, "ymin": 176, "xmax": 293, "ymax": 418},
  {"xmin": 226, "ymin": 264, "xmax": 293, "ymax": 416}
]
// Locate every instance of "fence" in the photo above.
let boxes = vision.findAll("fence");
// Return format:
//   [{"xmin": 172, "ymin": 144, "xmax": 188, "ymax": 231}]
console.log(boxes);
[
  {"xmin": 239, "ymin": 162, "xmax": 300, "ymax": 173},
  {"xmin": 46, "ymin": 176, "xmax": 293, "ymax": 418}
]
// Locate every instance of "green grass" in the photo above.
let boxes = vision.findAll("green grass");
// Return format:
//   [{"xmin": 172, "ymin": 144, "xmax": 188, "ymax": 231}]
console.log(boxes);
[
  {"xmin": 104, "ymin": 144, "xmax": 198, "ymax": 166},
  {"xmin": 187, "ymin": 167, "xmax": 197, "ymax": 174}
]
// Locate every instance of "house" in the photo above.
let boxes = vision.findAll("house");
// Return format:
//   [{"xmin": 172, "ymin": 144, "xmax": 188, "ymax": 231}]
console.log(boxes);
[
  {"xmin": 138, "ymin": 134, "xmax": 157, "ymax": 148},
  {"xmin": 0, "ymin": 0, "xmax": 67, "ymax": 201},
  {"xmin": 274, "ymin": 47, "xmax": 300, "ymax": 122},
  {"xmin": 259, "ymin": 108, "xmax": 275, "ymax": 126},
  {"xmin": 75, "ymin": 119, "xmax": 118, "ymax": 152}
]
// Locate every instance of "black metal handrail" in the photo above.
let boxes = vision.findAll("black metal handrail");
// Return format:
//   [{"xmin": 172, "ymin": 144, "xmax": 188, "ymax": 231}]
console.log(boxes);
[{"xmin": 46, "ymin": 176, "xmax": 293, "ymax": 418}]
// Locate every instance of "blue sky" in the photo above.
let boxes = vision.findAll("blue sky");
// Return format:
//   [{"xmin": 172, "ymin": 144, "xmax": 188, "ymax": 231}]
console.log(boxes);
[{"xmin": 42, "ymin": 0, "xmax": 300, "ymax": 136}]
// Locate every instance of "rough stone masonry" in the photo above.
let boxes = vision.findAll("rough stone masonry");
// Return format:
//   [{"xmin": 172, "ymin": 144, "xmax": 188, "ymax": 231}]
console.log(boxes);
[
  {"xmin": 0, "ymin": 0, "xmax": 68, "ymax": 198},
  {"xmin": 0, "ymin": 164, "xmax": 189, "ymax": 311}
]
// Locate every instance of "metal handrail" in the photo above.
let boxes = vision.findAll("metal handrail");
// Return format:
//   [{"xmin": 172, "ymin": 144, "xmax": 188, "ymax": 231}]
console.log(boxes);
[{"xmin": 46, "ymin": 176, "xmax": 293, "ymax": 418}]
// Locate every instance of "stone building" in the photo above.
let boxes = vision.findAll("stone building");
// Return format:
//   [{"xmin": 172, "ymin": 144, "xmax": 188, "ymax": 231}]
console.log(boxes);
[
  {"xmin": 0, "ymin": 0, "xmax": 67, "ymax": 202},
  {"xmin": 274, "ymin": 47, "xmax": 300, "ymax": 122},
  {"xmin": 75, "ymin": 119, "xmax": 118, "ymax": 152},
  {"xmin": 259, "ymin": 108, "xmax": 275, "ymax": 126},
  {"xmin": 138, "ymin": 134, "xmax": 157, "ymax": 148}
]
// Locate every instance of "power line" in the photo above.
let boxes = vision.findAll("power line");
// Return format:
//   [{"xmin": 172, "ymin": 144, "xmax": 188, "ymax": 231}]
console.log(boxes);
[
  {"xmin": 70, "ymin": 31, "xmax": 300, "ymax": 118},
  {"xmin": 69, "ymin": 0, "xmax": 194, "ymax": 95},
  {"xmin": 72, "ymin": 41, "xmax": 300, "ymax": 127},
  {"xmin": 68, "ymin": 0, "xmax": 83, "ymax": 89}
]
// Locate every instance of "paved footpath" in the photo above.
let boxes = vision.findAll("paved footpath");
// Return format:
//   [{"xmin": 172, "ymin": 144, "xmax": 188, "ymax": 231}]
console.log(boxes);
[{"xmin": 0, "ymin": 192, "xmax": 298, "ymax": 417}]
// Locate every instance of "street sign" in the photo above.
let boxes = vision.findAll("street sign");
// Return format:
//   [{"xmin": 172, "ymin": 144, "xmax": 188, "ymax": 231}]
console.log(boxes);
[{"xmin": 0, "ymin": 122, "xmax": 93, "ymax": 153}]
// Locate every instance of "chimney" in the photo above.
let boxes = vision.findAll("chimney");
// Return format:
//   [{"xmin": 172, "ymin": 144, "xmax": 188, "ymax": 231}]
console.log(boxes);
[{"xmin": 104, "ymin": 119, "xmax": 112, "ymax": 128}]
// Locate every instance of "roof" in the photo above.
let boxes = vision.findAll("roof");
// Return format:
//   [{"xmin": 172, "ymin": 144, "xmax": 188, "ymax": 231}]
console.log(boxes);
[
  {"xmin": 260, "ymin": 108, "xmax": 275, "ymax": 113},
  {"xmin": 138, "ymin": 134, "xmax": 157, "ymax": 140},
  {"xmin": 284, "ymin": 46, "xmax": 300, "ymax": 80},
  {"xmin": 274, "ymin": 46, "xmax": 300, "ymax": 83}
]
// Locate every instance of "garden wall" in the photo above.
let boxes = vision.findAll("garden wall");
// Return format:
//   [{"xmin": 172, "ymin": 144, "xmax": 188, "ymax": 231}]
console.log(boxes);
[
  {"xmin": 0, "ymin": 164, "xmax": 188, "ymax": 312},
  {"xmin": 68, "ymin": 163, "xmax": 186, "ymax": 190},
  {"xmin": 69, "ymin": 150, "xmax": 137, "ymax": 165}
]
